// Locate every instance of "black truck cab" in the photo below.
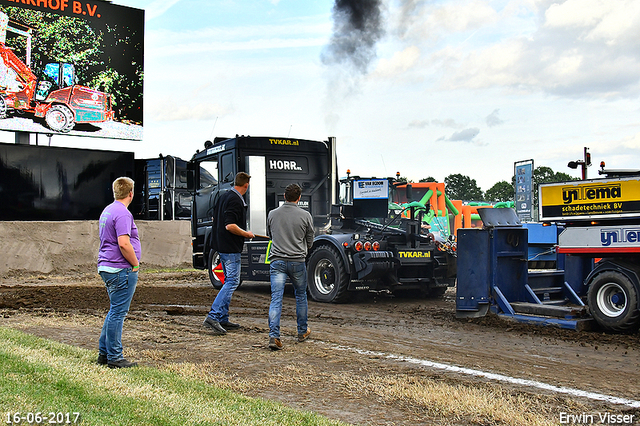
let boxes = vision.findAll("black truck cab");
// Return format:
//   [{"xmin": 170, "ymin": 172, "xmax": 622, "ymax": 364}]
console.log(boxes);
[{"xmin": 188, "ymin": 135, "xmax": 337, "ymax": 285}]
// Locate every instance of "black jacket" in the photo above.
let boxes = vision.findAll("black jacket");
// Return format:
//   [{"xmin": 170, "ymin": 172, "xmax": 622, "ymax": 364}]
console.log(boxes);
[{"xmin": 212, "ymin": 189, "xmax": 247, "ymax": 254}]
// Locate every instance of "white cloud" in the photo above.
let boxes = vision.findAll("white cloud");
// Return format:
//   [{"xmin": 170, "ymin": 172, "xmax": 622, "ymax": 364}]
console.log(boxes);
[
  {"xmin": 485, "ymin": 109, "xmax": 504, "ymax": 127},
  {"xmin": 144, "ymin": 0, "xmax": 182, "ymax": 21},
  {"xmin": 408, "ymin": 119, "xmax": 429, "ymax": 129},
  {"xmin": 434, "ymin": 118, "xmax": 466, "ymax": 129},
  {"xmin": 621, "ymin": 132, "xmax": 640, "ymax": 150},
  {"xmin": 544, "ymin": 0, "xmax": 614, "ymax": 29},
  {"xmin": 385, "ymin": 0, "xmax": 640, "ymax": 99},
  {"xmin": 372, "ymin": 46, "xmax": 420, "ymax": 78},
  {"xmin": 544, "ymin": 0, "xmax": 640, "ymax": 44},
  {"xmin": 448, "ymin": 127, "xmax": 480, "ymax": 142},
  {"xmin": 394, "ymin": 0, "xmax": 499, "ymax": 40},
  {"xmin": 408, "ymin": 118, "xmax": 467, "ymax": 129},
  {"xmin": 436, "ymin": 39, "xmax": 527, "ymax": 89}
]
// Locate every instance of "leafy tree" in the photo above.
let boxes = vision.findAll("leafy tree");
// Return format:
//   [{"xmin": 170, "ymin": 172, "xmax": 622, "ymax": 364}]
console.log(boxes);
[
  {"xmin": 444, "ymin": 173, "xmax": 483, "ymax": 201},
  {"xmin": 531, "ymin": 166, "xmax": 578, "ymax": 207},
  {"xmin": 396, "ymin": 176, "xmax": 412, "ymax": 183},
  {"xmin": 98, "ymin": 20, "xmax": 144, "ymax": 123},
  {"xmin": 533, "ymin": 166, "xmax": 575, "ymax": 185},
  {"xmin": 485, "ymin": 180, "xmax": 513, "ymax": 202},
  {"xmin": 419, "ymin": 177, "xmax": 437, "ymax": 182},
  {"xmin": 4, "ymin": 8, "xmax": 102, "ymax": 80}
]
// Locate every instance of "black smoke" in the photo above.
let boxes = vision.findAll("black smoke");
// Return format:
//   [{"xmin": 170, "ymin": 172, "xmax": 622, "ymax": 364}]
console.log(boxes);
[{"xmin": 321, "ymin": 0, "xmax": 385, "ymax": 74}]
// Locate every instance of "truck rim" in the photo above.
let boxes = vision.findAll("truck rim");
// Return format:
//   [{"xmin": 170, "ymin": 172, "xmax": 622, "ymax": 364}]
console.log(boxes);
[
  {"xmin": 45, "ymin": 105, "xmax": 74, "ymax": 132},
  {"xmin": 48, "ymin": 110, "xmax": 66, "ymax": 127},
  {"xmin": 596, "ymin": 282, "xmax": 627, "ymax": 318},
  {"xmin": 313, "ymin": 259, "xmax": 335, "ymax": 295}
]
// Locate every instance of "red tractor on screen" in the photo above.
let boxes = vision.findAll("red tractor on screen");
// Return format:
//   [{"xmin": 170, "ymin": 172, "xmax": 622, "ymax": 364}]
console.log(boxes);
[{"xmin": 0, "ymin": 40, "xmax": 113, "ymax": 133}]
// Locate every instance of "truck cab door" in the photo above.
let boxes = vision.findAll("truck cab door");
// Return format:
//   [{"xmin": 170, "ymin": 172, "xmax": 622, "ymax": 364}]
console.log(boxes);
[
  {"xmin": 35, "ymin": 63, "xmax": 59, "ymax": 101},
  {"xmin": 193, "ymin": 151, "xmax": 236, "ymax": 225},
  {"xmin": 194, "ymin": 157, "xmax": 220, "ymax": 227}
]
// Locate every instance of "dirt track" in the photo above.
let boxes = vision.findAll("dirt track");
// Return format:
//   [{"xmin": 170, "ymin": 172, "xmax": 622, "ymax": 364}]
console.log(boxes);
[{"xmin": 1, "ymin": 270, "xmax": 639, "ymax": 425}]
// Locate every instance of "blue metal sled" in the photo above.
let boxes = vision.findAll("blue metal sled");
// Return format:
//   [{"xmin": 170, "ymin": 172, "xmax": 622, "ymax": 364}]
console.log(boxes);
[{"xmin": 456, "ymin": 208, "xmax": 594, "ymax": 331}]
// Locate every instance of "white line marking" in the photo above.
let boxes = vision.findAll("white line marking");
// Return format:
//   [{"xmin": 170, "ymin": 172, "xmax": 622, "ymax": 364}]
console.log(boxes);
[{"xmin": 331, "ymin": 345, "xmax": 640, "ymax": 408}]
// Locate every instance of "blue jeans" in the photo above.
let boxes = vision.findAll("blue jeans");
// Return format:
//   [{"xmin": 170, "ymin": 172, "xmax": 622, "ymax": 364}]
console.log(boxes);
[
  {"xmin": 269, "ymin": 260, "xmax": 308, "ymax": 338},
  {"xmin": 208, "ymin": 252, "xmax": 241, "ymax": 323},
  {"xmin": 99, "ymin": 268, "xmax": 138, "ymax": 362}
]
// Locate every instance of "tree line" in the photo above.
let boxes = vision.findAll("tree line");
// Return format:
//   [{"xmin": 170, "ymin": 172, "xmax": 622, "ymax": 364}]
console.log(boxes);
[{"xmin": 413, "ymin": 166, "xmax": 578, "ymax": 202}]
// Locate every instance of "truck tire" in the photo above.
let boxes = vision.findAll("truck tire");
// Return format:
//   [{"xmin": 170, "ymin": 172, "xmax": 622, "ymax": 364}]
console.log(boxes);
[
  {"xmin": 45, "ymin": 105, "xmax": 75, "ymax": 133},
  {"xmin": 208, "ymin": 250, "xmax": 223, "ymax": 290},
  {"xmin": 0, "ymin": 95, "xmax": 7, "ymax": 119},
  {"xmin": 587, "ymin": 270, "xmax": 640, "ymax": 333},
  {"xmin": 307, "ymin": 245, "xmax": 350, "ymax": 303},
  {"xmin": 207, "ymin": 250, "xmax": 243, "ymax": 291}
]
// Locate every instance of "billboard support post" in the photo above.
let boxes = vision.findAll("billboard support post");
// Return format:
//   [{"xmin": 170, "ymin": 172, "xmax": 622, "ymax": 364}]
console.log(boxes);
[{"xmin": 14, "ymin": 131, "xmax": 28, "ymax": 145}]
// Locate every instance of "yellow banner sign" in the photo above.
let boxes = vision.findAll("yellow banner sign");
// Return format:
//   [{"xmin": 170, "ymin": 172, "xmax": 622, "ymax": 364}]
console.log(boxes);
[{"xmin": 540, "ymin": 178, "xmax": 640, "ymax": 220}]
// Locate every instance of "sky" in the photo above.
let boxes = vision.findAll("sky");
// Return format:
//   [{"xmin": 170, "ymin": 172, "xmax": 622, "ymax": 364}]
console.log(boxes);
[{"xmin": 2, "ymin": 0, "xmax": 639, "ymax": 191}]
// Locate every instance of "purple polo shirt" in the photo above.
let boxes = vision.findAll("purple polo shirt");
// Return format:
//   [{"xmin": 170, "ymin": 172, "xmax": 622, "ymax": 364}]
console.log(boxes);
[{"xmin": 98, "ymin": 200, "xmax": 141, "ymax": 269}]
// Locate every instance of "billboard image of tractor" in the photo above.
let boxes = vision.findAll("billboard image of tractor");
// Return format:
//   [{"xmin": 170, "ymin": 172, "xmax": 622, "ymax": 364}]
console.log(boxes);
[
  {"xmin": 0, "ymin": 14, "xmax": 113, "ymax": 133},
  {"xmin": 0, "ymin": 1, "xmax": 143, "ymax": 140}
]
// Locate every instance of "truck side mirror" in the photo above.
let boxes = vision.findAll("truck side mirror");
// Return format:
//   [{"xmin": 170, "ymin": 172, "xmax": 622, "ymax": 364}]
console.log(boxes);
[{"xmin": 406, "ymin": 184, "xmax": 413, "ymax": 202}]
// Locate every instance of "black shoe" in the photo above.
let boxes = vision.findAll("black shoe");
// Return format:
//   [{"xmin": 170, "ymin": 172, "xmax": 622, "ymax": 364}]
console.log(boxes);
[
  {"xmin": 269, "ymin": 337, "xmax": 283, "ymax": 351},
  {"xmin": 220, "ymin": 321, "xmax": 240, "ymax": 330},
  {"xmin": 96, "ymin": 353, "xmax": 107, "ymax": 365},
  {"xmin": 203, "ymin": 317, "xmax": 227, "ymax": 335},
  {"xmin": 107, "ymin": 358, "xmax": 138, "ymax": 369},
  {"xmin": 298, "ymin": 328, "xmax": 311, "ymax": 342}
]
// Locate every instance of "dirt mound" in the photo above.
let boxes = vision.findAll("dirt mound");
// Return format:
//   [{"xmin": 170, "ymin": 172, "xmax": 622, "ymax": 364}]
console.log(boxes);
[{"xmin": 0, "ymin": 220, "xmax": 192, "ymax": 276}]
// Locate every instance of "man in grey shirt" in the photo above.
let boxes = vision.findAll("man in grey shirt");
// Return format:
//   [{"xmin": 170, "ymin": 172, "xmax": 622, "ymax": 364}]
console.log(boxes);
[{"xmin": 266, "ymin": 183, "xmax": 314, "ymax": 350}]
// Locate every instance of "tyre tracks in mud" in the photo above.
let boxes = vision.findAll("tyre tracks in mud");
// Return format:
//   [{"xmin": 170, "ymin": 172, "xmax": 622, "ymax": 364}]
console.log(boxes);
[{"xmin": 1, "ymin": 278, "xmax": 640, "ymax": 412}]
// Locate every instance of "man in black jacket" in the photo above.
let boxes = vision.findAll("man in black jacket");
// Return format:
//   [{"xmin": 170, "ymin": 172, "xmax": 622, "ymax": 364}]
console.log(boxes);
[{"xmin": 203, "ymin": 172, "xmax": 255, "ymax": 335}]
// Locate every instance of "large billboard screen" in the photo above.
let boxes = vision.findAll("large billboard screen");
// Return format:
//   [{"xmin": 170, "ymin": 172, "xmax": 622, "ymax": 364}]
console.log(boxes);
[{"xmin": 0, "ymin": 0, "xmax": 143, "ymax": 140}]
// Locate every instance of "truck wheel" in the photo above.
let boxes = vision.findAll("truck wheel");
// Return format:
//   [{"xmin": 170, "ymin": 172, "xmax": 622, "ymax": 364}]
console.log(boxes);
[
  {"xmin": 0, "ymin": 95, "xmax": 7, "ymax": 119},
  {"xmin": 45, "ymin": 105, "xmax": 75, "ymax": 133},
  {"xmin": 587, "ymin": 271, "xmax": 640, "ymax": 333},
  {"xmin": 208, "ymin": 250, "xmax": 223, "ymax": 290},
  {"xmin": 307, "ymin": 245, "xmax": 350, "ymax": 303}
]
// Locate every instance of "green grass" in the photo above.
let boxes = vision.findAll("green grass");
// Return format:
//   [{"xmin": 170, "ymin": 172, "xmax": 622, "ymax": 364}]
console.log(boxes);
[{"xmin": 0, "ymin": 327, "xmax": 348, "ymax": 426}]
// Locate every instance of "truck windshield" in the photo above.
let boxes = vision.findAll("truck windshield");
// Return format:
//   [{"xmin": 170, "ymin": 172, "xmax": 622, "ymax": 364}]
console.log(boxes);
[
  {"xmin": 62, "ymin": 64, "xmax": 75, "ymax": 87},
  {"xmin": 392, "ymin": 187, "xmax": 430, "ymax": 204},
  {"xmin": 199, "ymin": 160, "xmax": 218, "ymax": 189},
  {"xmin": 42, "ymin": 63, "xmax": 75, "ymax": 88},
  {"xmin": 43, "ymin": 63, "xmax": 59, "ymax": 85}
]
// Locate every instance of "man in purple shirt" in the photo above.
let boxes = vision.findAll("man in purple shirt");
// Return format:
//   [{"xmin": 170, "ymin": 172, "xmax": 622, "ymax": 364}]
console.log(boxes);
[{"xmin": 97, "ymin": 177, "xmax": 141, "ymax": 369}]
